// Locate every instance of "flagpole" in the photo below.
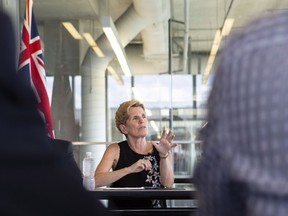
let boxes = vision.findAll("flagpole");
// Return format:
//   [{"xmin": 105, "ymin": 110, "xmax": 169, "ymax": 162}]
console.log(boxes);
[{"xmin": 18, "ymin": 0, "xmax": 55, "ymax": 138}]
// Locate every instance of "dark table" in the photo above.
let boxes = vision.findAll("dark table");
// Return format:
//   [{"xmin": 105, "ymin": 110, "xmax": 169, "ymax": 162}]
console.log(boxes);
[
  {"xmin": 90, "ymin": 186, "xmax": 195, "ymax": 200},
  {"xmin": 89, "ymin": 187, "xmax": 197, "ymax": 216}
]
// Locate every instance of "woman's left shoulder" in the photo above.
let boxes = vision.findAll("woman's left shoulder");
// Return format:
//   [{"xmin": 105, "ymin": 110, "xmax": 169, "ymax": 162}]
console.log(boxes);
[{"xmin": 107, "ymin": 142, "xmax": 120, "ymax": 152}]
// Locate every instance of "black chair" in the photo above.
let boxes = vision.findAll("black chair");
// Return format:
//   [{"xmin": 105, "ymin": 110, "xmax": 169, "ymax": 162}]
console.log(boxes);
[{"xmin": 48, "ymin": 137, "xmax": 82, "ymax": 184}]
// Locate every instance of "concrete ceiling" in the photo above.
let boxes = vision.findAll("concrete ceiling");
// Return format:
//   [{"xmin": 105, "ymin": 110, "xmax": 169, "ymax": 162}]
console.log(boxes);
[
  {"xmin": 21, "ymin": 0, "xmax": 288, "ymax": 75},
  {"xmin": 29, "ymin": 0, "xmax": 288, "ymax": 50}
]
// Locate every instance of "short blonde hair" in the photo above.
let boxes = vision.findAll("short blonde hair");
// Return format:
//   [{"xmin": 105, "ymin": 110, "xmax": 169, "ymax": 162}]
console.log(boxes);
[{"xmin": 115, "ymin": 100, "xmax": 145, "ymax": 134}]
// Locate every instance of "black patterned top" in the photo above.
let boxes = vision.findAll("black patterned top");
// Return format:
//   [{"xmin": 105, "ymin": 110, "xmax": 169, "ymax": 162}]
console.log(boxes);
[{"xmin": 108, "ymin": 140, "xmax": 165, "ymax": 209}]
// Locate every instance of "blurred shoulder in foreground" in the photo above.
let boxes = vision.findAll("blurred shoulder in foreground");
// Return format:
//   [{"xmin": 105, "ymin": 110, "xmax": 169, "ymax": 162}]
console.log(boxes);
[{"xmin": 194, "ymin": 11, "xmax": 288, "ymax": 216}]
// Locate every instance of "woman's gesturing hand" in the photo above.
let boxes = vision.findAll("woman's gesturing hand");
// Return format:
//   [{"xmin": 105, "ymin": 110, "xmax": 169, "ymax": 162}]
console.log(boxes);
[
  {"xmin": 128, "ymin": 159, "xmax": 152, "ymax": 173},
  {"xmin": 152, "ymin": 128, "xmax": 177, "ymax": 156}
]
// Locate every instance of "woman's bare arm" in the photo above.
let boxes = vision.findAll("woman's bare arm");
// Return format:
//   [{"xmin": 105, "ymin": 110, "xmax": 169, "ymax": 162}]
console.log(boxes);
[
  {"xmin": 159, "ymin": 153, "xmax": 174, "ymax": 187},
  {"xmin": 152, "ymin": 128, "xmax": 177, "ymax": 188},
  {"xmin": 94, "ymin": 143, "xmax": 126, "ymax": 187},
  {"xmin": 94, "ymin": 143, "xmax": 150, "ymax": 187}
]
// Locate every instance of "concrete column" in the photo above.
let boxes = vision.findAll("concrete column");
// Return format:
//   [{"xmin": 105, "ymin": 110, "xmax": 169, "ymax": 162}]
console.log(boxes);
[{"xmin": 80, "ymin": 53, "xmax": 110, "ymax": 168}]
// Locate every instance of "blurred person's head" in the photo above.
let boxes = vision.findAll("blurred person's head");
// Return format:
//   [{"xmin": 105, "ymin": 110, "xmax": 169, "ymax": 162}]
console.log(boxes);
[
  {"xmin": 0, "ymin": 11, "xmax": 16, "ymax": 76},
  {"xmin": 0, "ymin": 10, "xmax": 49, "ymax": 157}
]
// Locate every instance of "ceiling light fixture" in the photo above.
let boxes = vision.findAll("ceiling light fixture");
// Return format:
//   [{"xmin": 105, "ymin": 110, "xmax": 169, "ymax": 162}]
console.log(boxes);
[
  {"xmin": 202, "ymin": 30, "xmax": 221, "ymax": 84},
  {"xmin": 83, "ymin": 33, "xmax": 104, "ymax": 57},
  {"xmin": 202, "ymin": 18, "xmax": 234, "ymax": 84},
  {"xmin": 101, "ymin": 16, "xmax": 131, "ymax": 77},
  {"xmin": 62, "ymin": 22, "xmax": 82, "ymax": 40},
  {"xmin": 221, "ymin": 18, "xmax": 235, "ymax": 36},
  {"xmin": 107, "ymin": 66, "xmax": 123, "ymax": 86}
]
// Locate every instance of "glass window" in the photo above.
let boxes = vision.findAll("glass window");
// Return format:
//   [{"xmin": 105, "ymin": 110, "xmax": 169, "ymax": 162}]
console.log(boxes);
[
  {"xmin": 15, "ymin": 0, "xmax": 283, "ymax": 180},
  {"xmin": 107, "ymin": 74, "xmax": 209, "ymax": 177}
]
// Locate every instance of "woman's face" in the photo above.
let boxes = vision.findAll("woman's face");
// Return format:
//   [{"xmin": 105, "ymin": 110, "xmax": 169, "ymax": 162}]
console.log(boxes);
[{"xmin": 121, "ymin": 106, "xmax": 148, "ymax": 138}]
